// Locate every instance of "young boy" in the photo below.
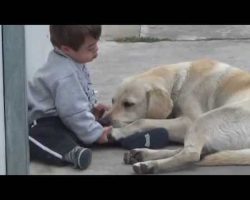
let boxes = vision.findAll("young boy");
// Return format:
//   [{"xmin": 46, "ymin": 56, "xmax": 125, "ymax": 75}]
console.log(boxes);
[{"xmin": 28, "ymin": 25, "xmax": 112, "ymax": 170}]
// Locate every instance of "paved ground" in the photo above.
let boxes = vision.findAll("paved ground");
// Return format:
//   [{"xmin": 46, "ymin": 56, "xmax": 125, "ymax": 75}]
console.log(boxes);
[{"xmin": 30, "ymin": 39, "xmax": 250, "ymax": 175}]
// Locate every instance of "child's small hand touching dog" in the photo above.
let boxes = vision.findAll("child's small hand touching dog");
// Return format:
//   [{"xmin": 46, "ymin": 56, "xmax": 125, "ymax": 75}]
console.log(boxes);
[
  {"xmin": 92, "ymin": 103, "xmax": 111, "ymax": 120},
  {"xmin": 97, "ymin": 126, "xmax": 113, "ymax": 144}
]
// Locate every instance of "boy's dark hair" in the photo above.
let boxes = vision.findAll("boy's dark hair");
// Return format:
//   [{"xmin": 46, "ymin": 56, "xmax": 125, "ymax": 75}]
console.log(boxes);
[{"xmin": 49, "ymin": 25, "xmax": 102, "ymax": 51}]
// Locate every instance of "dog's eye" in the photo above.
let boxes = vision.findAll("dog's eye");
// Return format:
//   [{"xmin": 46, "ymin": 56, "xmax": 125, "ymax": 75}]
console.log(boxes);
[{"xmin": 123, "ymin": 102, "xmax": 135, "ymax": 108}]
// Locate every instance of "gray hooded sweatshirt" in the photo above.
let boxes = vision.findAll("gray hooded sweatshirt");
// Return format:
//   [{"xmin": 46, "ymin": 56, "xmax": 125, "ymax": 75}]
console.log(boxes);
[{"xmin": 28, "ymin": 48, "xmax": 103, "ymax": 144}]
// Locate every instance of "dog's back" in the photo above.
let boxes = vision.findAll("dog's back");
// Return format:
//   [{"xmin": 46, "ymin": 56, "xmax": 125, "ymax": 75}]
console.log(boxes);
[{"xmin": 154, "ymin": 59, "xmax": 250, "ymax": 119}]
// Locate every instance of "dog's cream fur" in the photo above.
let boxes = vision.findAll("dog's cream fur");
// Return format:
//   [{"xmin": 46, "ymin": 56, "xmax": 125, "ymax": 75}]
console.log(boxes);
[{"xmin": 108, "ymin": 59, "xmax": 250, "ymax": 174}]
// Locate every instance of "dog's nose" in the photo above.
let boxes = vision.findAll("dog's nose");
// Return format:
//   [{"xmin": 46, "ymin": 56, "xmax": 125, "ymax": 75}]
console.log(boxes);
[{"xmin": 98, "ymin": 115, "xmax": 112, "ymax": 126}]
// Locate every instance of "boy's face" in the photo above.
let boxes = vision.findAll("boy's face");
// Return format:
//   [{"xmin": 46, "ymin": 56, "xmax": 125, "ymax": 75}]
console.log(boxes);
[{"xmin": 61, "ymin": 35, "xmax": 99, "ymax": 64}]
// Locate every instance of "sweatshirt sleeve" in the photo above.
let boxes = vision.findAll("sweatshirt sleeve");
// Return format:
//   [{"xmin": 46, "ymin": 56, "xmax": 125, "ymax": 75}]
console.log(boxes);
[{"xmin": 52, "ymin": 73, "xmax": 103, "ymax": 144}]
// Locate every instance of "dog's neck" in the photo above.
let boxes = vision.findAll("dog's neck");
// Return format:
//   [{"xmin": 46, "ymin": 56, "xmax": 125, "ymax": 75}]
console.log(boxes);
[{"xmin": 171, "ymin": 67, "xmax": 188, "ymax": 103}]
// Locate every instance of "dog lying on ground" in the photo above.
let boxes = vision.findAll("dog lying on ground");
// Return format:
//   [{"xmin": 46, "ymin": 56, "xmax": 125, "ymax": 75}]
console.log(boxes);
[{"xmin": 107, "ymin": 59, "xmax": 250, "ymax": 174}]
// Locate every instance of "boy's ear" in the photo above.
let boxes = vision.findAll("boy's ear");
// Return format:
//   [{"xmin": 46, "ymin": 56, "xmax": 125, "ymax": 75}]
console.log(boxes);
[
  {"xmin": 146, "ymin": 87, "xmax": 173, "ymax": 119},
  {"xmin": 60, "ymin": 45, "xmax": 71, "ymax": 54}
]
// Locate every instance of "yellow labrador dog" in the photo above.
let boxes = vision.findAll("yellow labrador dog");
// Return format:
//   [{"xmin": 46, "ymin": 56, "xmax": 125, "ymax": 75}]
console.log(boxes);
[{"xmin": 108, "ymin": 59, "xmax": 250, "ymax": 174}]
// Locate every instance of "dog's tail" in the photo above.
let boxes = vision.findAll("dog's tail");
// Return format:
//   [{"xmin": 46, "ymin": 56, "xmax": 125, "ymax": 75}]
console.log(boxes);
[{"xmin": 197, "ymin": 149, "xmax": 250, "ymax": 166}]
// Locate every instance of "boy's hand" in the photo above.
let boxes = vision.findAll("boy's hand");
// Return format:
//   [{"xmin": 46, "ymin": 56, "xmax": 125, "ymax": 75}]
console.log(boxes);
[
  {"xmin": 95, "ymin": 103, "xmax": 110, "ymax": 111},
  {"xmin": 92, "ymin": 103, "xmax": 111, "ymax": 120},
  {"xmin": 97, "ymin": 126, "xmax": 112, "ymax": 144}
]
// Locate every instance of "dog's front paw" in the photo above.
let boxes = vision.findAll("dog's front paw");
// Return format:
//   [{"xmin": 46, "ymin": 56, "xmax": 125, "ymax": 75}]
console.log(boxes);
[
  {"xmin": 132, "ymin": 161, "xmax": 157, "ymax": 174},
  {"xmin": 123, "ymin": 148, "xmax": 148, "ymax": 164},
  {"xmin": 108, "ymin": 128, "xmax": 125, "ymax": 142}
]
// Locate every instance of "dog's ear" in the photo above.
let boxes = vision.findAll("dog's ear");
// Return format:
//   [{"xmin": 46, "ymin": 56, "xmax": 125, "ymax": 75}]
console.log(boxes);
[{"xmin": 146, "ymin": 87, "xmax": 173, "ymax": 119}]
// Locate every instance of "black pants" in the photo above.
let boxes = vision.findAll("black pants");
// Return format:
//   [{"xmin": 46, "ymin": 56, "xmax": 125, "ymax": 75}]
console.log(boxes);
[{"xmin": 29, "ymin": 116, "xmax": 81, "ymax": 166}]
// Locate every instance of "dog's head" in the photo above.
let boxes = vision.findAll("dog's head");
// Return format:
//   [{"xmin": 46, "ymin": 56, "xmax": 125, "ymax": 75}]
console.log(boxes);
[{"xmin": 108, "ymin": 76, "xmax": 173, "ymax": 127}]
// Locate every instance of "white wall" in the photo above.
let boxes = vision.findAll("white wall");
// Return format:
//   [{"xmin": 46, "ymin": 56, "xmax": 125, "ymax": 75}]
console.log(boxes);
[
  {"xmin": 0, "ymin": 25, "xmax": 6, "ymax": 174},
  {"xmin": 25, "ymin": 25, "xmax": 53, "ymax": 80}
]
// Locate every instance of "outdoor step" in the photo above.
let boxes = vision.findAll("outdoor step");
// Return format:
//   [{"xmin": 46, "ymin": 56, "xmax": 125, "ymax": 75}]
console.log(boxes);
[{"xmin": 103, "ymin": 25, "xmax": 250, "ymax": 40}]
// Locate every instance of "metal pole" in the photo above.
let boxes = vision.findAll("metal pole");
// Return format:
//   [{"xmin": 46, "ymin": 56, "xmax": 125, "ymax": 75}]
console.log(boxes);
[{"xmin": 2, "ymin": 25, "xmax": 29, "ymax": 175}]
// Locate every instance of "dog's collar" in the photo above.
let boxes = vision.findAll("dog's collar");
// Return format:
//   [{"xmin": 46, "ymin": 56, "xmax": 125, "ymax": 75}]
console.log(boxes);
[{"xmin": 171, "ymin": 68, "xmax": 188, "ymax": 102}]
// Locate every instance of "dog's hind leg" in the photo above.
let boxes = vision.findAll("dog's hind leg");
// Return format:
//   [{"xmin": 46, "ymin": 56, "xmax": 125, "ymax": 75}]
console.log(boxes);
[
  {"xmin": 131, "ymin": 109, "xmax": 218, "ymax": 174},
  {"xmin": 132, "ymin": 144, "xmax": 204, "ymax": 174},
  {"xmin": 197, "ymin": 149, "xmax": 250, "ymax": 166},
  {"xmin": 124, "ymin": 148, "xmax": 182, "ymax": 164},
  {"xmin": 132, "ymin": 126, "xmax": 206, "ymax": 174}
]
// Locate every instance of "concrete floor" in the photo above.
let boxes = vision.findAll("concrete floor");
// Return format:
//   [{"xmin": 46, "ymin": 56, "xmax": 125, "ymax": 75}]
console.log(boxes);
[{"xmin": 30, "ymin": 39, "xmax": 250, "ymax": 175}]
